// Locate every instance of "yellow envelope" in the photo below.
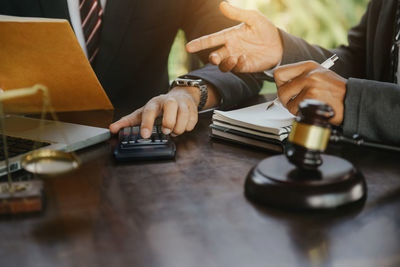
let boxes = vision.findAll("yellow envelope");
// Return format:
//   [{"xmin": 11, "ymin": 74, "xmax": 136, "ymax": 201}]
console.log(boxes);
[{"xmin": 0, "ymin": 15, "xmax": 113, "ymax": 113}]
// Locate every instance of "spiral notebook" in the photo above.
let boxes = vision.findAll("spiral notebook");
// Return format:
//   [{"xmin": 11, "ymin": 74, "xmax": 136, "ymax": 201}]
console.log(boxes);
[{"xmin": 210, "ymin": 101, "xmax": 295, "ymax": 152}]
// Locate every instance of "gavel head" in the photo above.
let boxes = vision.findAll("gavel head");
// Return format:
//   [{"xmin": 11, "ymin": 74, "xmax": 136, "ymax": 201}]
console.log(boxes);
[{"xmin": 286, "ymin": 99, "xmax": 335, "ymax": 170}]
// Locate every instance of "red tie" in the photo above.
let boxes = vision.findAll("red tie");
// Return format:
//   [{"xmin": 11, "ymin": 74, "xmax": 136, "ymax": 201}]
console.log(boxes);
[{"xmin": 79, "ymin": 0, "xmax": 103, "ymax": 64}]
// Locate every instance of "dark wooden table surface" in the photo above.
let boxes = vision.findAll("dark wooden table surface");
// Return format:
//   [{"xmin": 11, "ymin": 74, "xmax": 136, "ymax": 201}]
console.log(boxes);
[{"xmin": 1, "ymin": 95, "xmax": 400, "ymax": 267}]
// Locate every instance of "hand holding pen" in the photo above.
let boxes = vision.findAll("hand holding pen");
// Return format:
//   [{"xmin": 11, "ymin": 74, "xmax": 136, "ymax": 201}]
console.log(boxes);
[
  {"xmin": 267, "ymin": 54, "xmax": 339, "ymax": 110},
  {"xmin": 271, "ymin": 55, "xmax": 347, "ymax": 125}
]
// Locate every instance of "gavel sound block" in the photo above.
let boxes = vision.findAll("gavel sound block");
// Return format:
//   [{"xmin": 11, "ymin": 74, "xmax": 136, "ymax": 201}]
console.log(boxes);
[{"xmin": 245, "ymin": 100, "xmax": 366, "ymax": 210}]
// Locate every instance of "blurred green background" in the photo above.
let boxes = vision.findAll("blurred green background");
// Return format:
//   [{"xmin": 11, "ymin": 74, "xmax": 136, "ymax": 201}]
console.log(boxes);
[{"xmin": 168, "ymin": 0, "xmax": 369, "ymax": 94}]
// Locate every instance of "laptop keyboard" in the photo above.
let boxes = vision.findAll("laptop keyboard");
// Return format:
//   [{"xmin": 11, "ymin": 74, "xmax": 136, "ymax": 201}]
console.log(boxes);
[{"xmin": 0, "ymin": 135, "xmax": 50, "ymax": 161}]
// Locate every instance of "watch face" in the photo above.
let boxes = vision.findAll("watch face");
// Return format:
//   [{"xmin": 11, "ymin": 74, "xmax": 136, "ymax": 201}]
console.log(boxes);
[
  {"xmin": 188, "ymin": 80, "xmax": 201, "ymax": 87},
  {"xmin": 175, "ymin": 79, "xmax": 187, "ymax": 86},
  {"xmin": 175, "ymin": 78, "xmax": 205, "ymax": 87}
]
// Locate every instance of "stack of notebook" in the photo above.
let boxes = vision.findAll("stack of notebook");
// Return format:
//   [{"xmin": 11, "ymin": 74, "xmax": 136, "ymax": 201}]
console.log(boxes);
[{"xmin": 210, "ymin": 101, "xmax": 295, "ymax": 152}]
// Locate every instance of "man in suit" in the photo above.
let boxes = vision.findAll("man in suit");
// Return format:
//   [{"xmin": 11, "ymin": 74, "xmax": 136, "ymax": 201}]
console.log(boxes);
[
  {"xmin": 0, "ymin": 0, "xmax": 261, "ymax": 138},
  {"xmin": 187, "ymin": 0, "xmax": 400, "ymax": 145}
]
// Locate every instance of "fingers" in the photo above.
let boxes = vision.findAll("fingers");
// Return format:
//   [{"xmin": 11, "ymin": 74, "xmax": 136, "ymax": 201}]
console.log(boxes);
[
  {"xmin": 284, "ymin": 84, "xmax": 344, "ymax": 125},
  {"xmin": 274, "ymin": 61, "xmax": 319, "ymax": 88},
  {"xmin": 185, "ymin": 3, "xmax": 259, "ymax": 53},
  {"xmin": 140, "ymin": 98, "xmax": 163, "ymax": 138},
  {"xmin": 233, "ymin": 55, "xmax": 247, "ymax": 72},
  {"xmin": 164, "ymin": 97, "xmax": 198, "ymax": 135},
  {"xmin": 285, "ymin": 89, "xmax": 308, "ymax": 116},
  {"xmin": 273, "ymin": 59, "xmax": 347, "ymax": 126},
  {"xmin": 109, "ymin": 108, "xmax": 143, "ymax": 134},
  {"xmin": 219, "ymin": 2, "xmax": 258, "ymax": 25},
  {"xmin": 185, "ymin": 99, "xmax": 198, "ymax": 131},
  {"xmin": 161, "ymin": 97, "xmax": 178, "ymax": 135},
  {"xmin": 110, "ymin": 91, "xmax": 199, "ymax": 138},
  {"xmin": 209, "ymin": 47, "xmax": 240, "ymax": 72},
  {"xmin": 186, "ymin": 30, "xmax": 229, "ymax": 53},
  {"xmin": 185, "ymin": 2, "xmax": 255, "ymax": 54},
  {"xmin": 209, "ymin": 46, "xmax": 230, "ymax": 65},
  {"xmin": 277, "ymin": 75, "xmax": 311, "ymax": 106},
  {"xmin": 173, "ymin": 102, "xmax": 190, "ymax": 135},
  {"xmin": 219, "ymin": 56, "xmax": 238, "ymax": 72}
]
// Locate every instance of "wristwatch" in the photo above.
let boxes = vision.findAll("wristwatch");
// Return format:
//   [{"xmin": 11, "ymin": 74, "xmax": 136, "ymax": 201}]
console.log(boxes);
[{"xmin": 170, "ymin": 77, "xmax": 208, "ymax": 111}]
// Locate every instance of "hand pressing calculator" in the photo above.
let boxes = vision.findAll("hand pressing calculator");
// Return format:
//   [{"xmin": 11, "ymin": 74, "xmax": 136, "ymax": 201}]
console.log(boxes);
[{"xmin": 113, "ymin": 125, "xmax": 176, "ymax": 161}]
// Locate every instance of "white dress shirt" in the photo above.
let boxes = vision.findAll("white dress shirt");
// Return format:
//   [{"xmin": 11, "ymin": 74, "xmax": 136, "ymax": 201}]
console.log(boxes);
[{"xmin": 66, "ymin": 0, "xmax": 107, "ymax": 57}]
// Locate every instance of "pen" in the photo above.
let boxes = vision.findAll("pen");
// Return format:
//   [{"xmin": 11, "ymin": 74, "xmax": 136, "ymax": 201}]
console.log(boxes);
[
  {"xmin": 266, "ymin": 54, "xmax": 339, "ymax": 110},
  {"xmin": 321, "ymin": 54, "xmax": 339, "ymax": 69}
]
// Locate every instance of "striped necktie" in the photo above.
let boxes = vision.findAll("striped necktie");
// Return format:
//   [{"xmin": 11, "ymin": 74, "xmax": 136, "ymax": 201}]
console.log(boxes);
[
  {"xmin": 390, "ymin": 0, "xmax": 400, "ymax": 84},
  {"xmin": 79, "ymin": 0, "xmax": 103, "ymax": 64}
]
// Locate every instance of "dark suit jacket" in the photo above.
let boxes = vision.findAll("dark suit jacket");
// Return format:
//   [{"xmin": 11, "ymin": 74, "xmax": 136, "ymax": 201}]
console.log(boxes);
[
  {"xmin": 0, "ymin": 0, "xmax": 261, "ymax": 111},
  {"xmin": 277, "ymin": 0, "xmax": 400, "ymax": 145}
]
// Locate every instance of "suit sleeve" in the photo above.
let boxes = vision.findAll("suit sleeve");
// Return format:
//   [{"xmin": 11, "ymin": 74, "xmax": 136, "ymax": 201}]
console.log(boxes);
[
  {"xmin": 271, "ymin": 2, "xmax": 400, "ymax": 144},
  {"xmin": 179, "ymin": 0, "xmax": 262, "ymax": 110},
  {"xmin": 344, "ymin": 79, "xmax": 400, "ymax": 145}
]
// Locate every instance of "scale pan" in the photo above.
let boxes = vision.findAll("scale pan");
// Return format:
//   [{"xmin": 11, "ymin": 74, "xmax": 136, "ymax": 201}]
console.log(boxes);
[{"xmin": 21, "ymin": 149, "xmax": 79, "ymax": 176}]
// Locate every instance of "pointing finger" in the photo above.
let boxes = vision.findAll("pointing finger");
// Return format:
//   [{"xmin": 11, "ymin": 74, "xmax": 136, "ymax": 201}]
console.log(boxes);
[
  {"xmin": 186, "ymin": 30, "xmax": 229, "ymax": 53},
  {"xmin": 109, "ymin": 108, "xmax": 142, "ymax": 134}
]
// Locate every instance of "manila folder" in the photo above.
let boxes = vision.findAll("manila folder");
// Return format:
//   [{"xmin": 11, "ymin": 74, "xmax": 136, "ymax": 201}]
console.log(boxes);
[{"xmin": 0, "ymin": 15, "xmax": 113, "ymax": 113}]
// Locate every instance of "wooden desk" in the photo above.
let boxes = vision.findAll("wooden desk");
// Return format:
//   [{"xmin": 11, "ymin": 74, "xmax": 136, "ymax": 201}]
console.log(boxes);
[{"xmin": 1, "ymin": 96, "xmax": 400, "ymax": 267}]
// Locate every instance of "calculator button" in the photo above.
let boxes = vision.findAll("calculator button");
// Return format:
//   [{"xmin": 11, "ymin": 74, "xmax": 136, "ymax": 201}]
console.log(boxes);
[
  {"xmin": 121, "ymin": 137, "xmax": 129, "ymax": 144},
  {"xmin": 129, "ymin": 135, "xmax": 137, "ymax": 143},
  {"xmin": 137, "ymin": 138, "xmax": 152, "ymax": 143},
  {"xmin": 122, "ymin": 127, "xmax": 131, "ymax": 135},
  {"xmin": 159, "ymin": 133, "xmax": 168, "ymax": 142},
  {"xmin": 131, "ymin": 126, "xmax": 140, "ymax": 134}
]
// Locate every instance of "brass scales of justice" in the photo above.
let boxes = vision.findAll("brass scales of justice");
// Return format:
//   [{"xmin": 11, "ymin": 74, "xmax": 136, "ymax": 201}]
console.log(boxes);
[{"xmin": 0, "ymin": 84, "xmax": 80, "ymax": 215}]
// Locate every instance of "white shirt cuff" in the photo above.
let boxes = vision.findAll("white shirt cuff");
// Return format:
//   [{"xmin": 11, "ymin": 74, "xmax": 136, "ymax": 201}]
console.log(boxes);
[{"xmin": 263, "ymin": 60, "xmax": 282, "ymax": 78}]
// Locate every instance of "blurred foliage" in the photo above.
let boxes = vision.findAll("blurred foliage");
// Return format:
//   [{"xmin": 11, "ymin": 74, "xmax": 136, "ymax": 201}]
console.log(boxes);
[
  {"xmin": 168, "ymin": 30, "xmax": 189, "ymax": 81},
  {"xmin": 168, "ymin": 0, "xmax": 369, "ymax": 93}
]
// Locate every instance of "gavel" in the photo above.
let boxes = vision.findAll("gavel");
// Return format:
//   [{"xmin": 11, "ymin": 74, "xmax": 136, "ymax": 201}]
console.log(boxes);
[
  {"xmin": 245, "ymin": 99, "xmax": 366, "ymax": 210},
  {"xmin": 286, "ymin": 99, "xmax": 335, "ymax": 170}
]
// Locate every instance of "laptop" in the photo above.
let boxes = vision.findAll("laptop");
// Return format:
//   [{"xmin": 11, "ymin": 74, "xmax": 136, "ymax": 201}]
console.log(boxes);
[{"xmin": 0, "ymin": 114, "xmax": 110, "ymax": 176}]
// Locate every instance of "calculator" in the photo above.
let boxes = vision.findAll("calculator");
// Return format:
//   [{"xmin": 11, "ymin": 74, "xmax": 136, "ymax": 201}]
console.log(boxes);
[{"xmin": 113, "ymin": 125, "xmax": 176, "ymax": 161}]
